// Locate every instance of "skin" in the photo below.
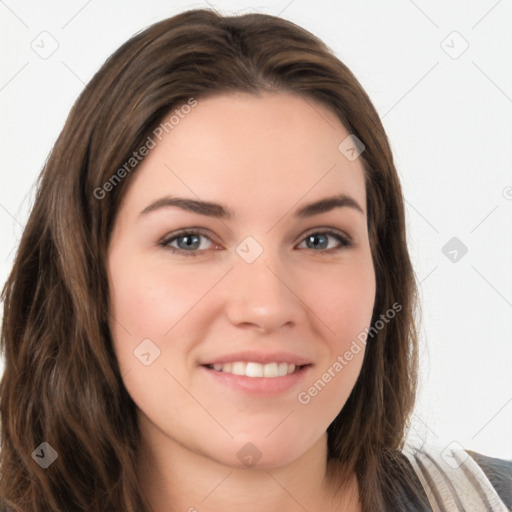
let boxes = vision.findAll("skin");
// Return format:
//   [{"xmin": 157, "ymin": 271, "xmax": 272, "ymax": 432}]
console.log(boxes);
[{"xmin": 107, "ymin": 91, "xmax": 376, "ymax": 512}]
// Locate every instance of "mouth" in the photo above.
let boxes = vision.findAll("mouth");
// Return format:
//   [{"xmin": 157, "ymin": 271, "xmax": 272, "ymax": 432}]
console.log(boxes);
[
  {"xmin": 200, "ymin": 362, "xmax": 313, "ymax": 396},
  {"xmin": 202, "ymin": 361, "xmax": 310, "ymax": 378}
]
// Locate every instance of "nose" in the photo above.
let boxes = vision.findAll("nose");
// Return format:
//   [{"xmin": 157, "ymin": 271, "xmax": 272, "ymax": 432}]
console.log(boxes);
[{"xmin": 222, "ymin": 250, "xmax": 304, "ymax": 334}]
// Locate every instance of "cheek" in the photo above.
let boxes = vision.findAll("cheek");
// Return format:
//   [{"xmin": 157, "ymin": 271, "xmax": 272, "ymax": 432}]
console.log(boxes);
[
  {"xmin": 295, "ymin": 255, "xmax": 375, "ymax": 407},
  {"xmin": 300, "ymin": 256, "xmax": 376, "ymax": 344},
  {"xmin": 107, "ymin": 250, "xmax": 207, "ymax": 417},
  {"xmin": 108, "ymin": 250, "xmax": 216, "ymax": 341},
  {"xmin": 107, "ymin": 247, "xmax": 177, "ymax": 380},
  {"xmin": 107, "ymin": 248, "xmax": 230, "ymax": 391}
]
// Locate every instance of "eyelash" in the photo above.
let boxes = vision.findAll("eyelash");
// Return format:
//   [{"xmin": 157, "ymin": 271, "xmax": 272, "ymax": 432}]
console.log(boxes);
[{"xmin": 158, "ymin": 228, "xmax": 353, "ymax": 257}]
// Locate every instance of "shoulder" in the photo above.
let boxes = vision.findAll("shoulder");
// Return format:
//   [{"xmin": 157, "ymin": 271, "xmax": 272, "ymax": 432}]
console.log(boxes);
[
  {"xmin": 467, "ymin": 449, "xmax": 512, "ymax": 510},
  {"xmin": 402, "ymin": 441, "xmax": 512, "ymax": 511}
]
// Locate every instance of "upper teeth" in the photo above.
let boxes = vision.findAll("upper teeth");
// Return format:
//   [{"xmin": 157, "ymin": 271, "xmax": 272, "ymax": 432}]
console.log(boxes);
[{"xmin": 210, "ymin": 362, "xmax": 297, "ymax": 378}]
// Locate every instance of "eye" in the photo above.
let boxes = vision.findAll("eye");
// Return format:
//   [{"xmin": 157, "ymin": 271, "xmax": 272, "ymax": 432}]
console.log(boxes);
[
  {"xmin": 159, "ymin": 228, "xmax": 353, "ymax": 257},
  {"xmin": 159, "ymin": 230, "xmax": 218, "ymax": 256},
  {"xmin": 297, "ymin": 230, "xmax": 353, "ymax": 252}
]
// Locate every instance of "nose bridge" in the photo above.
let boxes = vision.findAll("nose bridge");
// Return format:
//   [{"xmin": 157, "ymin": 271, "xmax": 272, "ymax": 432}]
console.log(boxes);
[
  {"xmin": 234, "ymin": 240, "xmax": 287, "ymax": 301},
  {"xmin": 223, "ymin": 236, "xmax": 301, "ymax": 331}
]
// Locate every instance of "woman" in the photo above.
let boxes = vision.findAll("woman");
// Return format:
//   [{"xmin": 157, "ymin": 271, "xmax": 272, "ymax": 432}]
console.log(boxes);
[{"xmin": 1, "ymin": 8, "xmax": 510, "ymax": 512}]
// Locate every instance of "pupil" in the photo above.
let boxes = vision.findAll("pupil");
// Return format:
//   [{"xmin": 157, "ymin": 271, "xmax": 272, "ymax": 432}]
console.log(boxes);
[
  {"xmin": 178, "ymin": 235, "xmax": 199, "ymax": 250},
  {"xmin": 308, "ymin": 234, "xmax": 327, "ymax": 249}
]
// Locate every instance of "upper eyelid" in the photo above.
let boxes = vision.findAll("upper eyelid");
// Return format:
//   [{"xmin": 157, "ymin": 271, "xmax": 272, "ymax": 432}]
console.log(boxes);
[{"xmin": 160, "ymin": 228, "xmax": 217, "ymax": 244}]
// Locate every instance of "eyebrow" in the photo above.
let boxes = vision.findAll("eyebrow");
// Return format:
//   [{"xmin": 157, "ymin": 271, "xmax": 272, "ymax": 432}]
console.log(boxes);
[{"xmin": 138, "ymin": 193, "xmax": 364, "ymax": 219}]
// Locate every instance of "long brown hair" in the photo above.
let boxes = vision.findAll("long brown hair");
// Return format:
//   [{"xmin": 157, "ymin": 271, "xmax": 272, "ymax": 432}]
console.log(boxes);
[{"xmin": 0, "ymin": 8, "xmax": 428, "ymax": 511}]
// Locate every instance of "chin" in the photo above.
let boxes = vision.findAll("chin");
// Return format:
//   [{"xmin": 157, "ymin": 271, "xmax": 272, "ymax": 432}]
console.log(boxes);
[{"xmin": 214, "ymin": 433, "xmax": 315, "ymax": 471}]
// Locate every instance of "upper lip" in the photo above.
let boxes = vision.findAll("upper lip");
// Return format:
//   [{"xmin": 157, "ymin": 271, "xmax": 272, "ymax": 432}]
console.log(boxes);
[{"xmin": 200, "ymin": 351, "xmax": 313, "ymax": 367}]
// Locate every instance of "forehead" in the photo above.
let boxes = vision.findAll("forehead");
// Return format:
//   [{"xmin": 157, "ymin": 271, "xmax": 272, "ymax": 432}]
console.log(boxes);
[{"xmin": 118, "ymin": 92, "xmax": 367, "ymax": 221}]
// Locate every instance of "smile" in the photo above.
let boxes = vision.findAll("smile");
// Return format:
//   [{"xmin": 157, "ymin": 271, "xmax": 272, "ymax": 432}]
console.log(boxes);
[
  {"xmin": 201, "ymin": 363, "xmax": 312, "ymax": 396},
  {"xmin": 204, "ymin": 361, "xmax": 307, "ymax": 378}
]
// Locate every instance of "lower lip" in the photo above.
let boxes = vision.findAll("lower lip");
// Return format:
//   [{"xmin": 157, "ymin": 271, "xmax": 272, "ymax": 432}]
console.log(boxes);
[{"xmin": 200, "ymin": 365, "xmax": 312, "ymax": 396}]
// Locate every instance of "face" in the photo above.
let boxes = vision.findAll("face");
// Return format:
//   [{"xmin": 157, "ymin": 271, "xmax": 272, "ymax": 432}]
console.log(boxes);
[{"xmin": 107, "ymin": 92, "xmax": 376, "ymax": 470}]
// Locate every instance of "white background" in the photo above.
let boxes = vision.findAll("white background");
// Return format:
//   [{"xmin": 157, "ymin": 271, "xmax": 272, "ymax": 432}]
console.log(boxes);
[{"xmin": 1, "ymin": 0, "xmax": 511, "ymax": 459}]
